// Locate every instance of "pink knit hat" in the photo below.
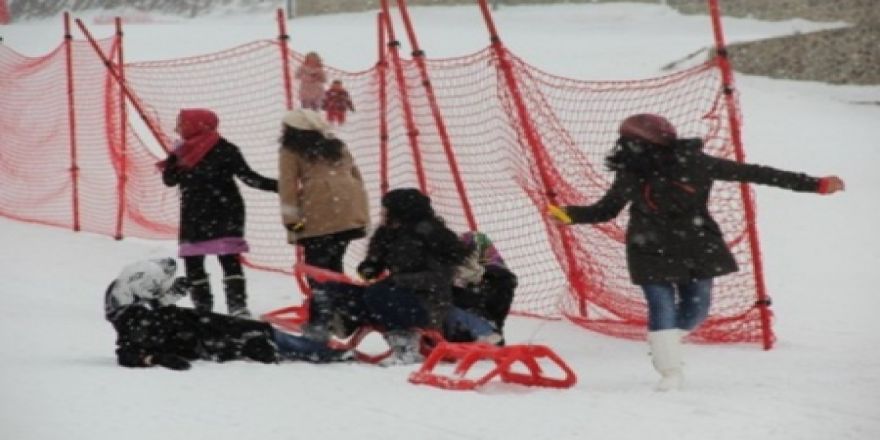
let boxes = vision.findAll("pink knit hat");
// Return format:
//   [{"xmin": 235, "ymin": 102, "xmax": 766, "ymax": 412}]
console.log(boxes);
[{"xmin": 619, "ymin": 114, "xmax": 677, "ymax": 147}]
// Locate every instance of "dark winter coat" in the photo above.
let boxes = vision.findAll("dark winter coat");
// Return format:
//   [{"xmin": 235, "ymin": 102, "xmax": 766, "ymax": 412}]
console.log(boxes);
[
  {"xmin": 109, "ymin": 302, "xmax": 274, "ymax": 367},
  {"xmin": 357, "ymin": 219, "xmax": 467, "ymax": 329},
  {"xmin": 566, "ymin": 138, "xmax": 822, "ymax": 285},
  {"xmin": 451, "ymin": 232, "xmax": 516, "ymax": 331},
  {"xmin": 162, "ymin": 138, "xmax": 277, "ymax": 243}
]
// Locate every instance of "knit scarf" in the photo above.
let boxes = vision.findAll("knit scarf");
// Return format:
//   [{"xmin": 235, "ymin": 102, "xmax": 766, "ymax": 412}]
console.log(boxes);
[{"xmin": 170, "ymin": 108, "xmax": 220, "ymax": 169}]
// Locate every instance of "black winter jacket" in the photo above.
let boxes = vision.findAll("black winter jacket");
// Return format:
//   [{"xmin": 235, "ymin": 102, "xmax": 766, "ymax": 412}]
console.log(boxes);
[
  {"xmin": 566, "ymin": 139, "xmax": 821, "ymax": 285},
  {"xmin": 162, "ymin": 138, "xmax": 277, "ymax": 243},
  {"xmin": 110, "ymin": 304, "xmax": 273, "ymax": 367},
  {"xmin": 358, "ymin": 219, "xmax": 467, "ymax": 328}
]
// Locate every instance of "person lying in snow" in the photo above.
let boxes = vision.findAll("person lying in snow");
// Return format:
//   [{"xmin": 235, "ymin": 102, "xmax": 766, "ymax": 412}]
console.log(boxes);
[{"xmin": 104, "ymin": 258, "xmax": 351, "ymax": 370}]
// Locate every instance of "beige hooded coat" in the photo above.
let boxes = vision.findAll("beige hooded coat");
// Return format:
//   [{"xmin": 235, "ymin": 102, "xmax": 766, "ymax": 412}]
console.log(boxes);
[{"xmin": 278, "ymin": 110, "xmax": 369, "ymax": 243}]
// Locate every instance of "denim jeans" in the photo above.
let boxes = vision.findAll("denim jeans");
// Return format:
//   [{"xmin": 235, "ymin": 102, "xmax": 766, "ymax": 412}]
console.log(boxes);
[
  {"xmin": 444, "ymin": 307, "xmax": 497, "ymax": 340},
  {"xmin": 640, "ymin": 278, "xmax": 713, "ymax": 332},
  {"xmin": 362, "ymin": 281, "xmax": 429, "ymax": 331},
  {"xmin": 272, "ymin": 331, "xmax": 349, "ymax": 363}
]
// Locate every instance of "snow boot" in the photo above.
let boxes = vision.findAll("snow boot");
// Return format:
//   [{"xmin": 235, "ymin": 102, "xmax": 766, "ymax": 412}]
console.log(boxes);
[
  {"xmin": 223, "ymin": 275, "xmax": 251, "ymax": 319},
  {"xmin": 647, "ymin": 329, "xmax": 684, "ymax": 391},
  {"xmin": 188, "ymin": 276, "xmax": 213, "ymax": 312},
  {"xmin": 301, "ymin": 286, "xmax": 334, "ymax": 343},
  {"xmin": 380, "ymin": 330, "xmax": 424, "ymax": 366},
  {"xmin": 476, "ymin": 331, "xmax": 504, "ymax": 346}
]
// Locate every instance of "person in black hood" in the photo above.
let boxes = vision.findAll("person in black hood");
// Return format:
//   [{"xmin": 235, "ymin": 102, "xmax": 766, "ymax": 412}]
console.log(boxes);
[
  {"xmin": 105, "ymin": 258, "xmax": 351, "ymax": 370},
  {"xmin": 550, "ymin": 113, "xmax": 845, "ymax": 391},
  {"xmin": 353, "ymin": 188, "xmax": 469, "ymax": 365}
]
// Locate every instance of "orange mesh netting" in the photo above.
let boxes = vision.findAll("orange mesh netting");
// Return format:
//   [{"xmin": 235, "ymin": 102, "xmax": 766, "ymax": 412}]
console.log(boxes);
[{"xmin": 0, "ymin": 16, "xmax": 769, "ymax": 345}]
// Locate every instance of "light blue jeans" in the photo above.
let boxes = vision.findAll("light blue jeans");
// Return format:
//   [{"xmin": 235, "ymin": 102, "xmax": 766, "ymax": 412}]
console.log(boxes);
[
  {"xmin": 445, "ymin": 307, "xmax": 497, "ymax": 339},
  {"xmin": 272, "ymin": 331, "xmax": 349, "ymax": 363},
  {"xmin": 640, "ymin": 278, "xmax": 713, "ymax": 332}
]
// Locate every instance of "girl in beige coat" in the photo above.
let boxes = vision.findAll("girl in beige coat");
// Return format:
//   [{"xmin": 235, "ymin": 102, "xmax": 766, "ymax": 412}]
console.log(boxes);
[{"xmin": 278, "ymin": 109, "xmax": 370, "ymax": 281}]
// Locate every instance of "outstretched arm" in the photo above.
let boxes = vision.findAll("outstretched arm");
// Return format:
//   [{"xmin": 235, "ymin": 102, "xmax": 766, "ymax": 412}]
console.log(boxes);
[
  {"xmin": 230, "ymin": 143, "xmax": 278, "ymax": 192},
  {"xmin": 559, "ymin": 173, "xmax": 632, "ymax": 224},
  {"xmin": 705, "ymin": 155, "xmax": 844, "ymax": 194},
  {"xmin": 161, "ymin": 154, "xmax": 181, "ymax": 187}
]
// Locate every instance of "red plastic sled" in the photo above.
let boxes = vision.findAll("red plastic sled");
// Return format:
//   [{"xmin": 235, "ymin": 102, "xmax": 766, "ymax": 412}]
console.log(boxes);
[{"xmin": 408, "ymin": 342, "xmax": 577, "ymax": 390}]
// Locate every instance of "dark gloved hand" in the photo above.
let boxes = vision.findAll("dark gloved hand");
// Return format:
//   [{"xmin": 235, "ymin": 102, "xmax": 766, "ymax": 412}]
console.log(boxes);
[
  {"xmin": 357, "ymin": 261, "xmax": 381, "ymax": 281},
  {"xmin": 241, "ymin": 336, "xmax": 278, "ymax": 364},
  {"xmin": 169, "ymin": 277, "xmax": 190, "ymax": 296},
  {"xmin": 152, "ymin": 353, "xmax": 191, "ymax": 371},
  {"xmin": 547, "ymin": 204, "xmax": 573, "ymax": 224},
  {"xmin": 285, "ymin": 221, "xmax": 305, "ymax": 232}
]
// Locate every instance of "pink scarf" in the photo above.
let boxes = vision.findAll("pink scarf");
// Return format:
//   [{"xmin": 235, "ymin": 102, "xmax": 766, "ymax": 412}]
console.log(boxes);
[{"xmin": 165, "ymin": 108, "xmax": 221, "ymax": 169}]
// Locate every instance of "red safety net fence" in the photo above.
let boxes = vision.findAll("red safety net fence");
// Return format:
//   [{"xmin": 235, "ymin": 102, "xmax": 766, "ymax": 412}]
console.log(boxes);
[{"xmin": 0, "ymin": 3, "xmax": 771, "ymax": 346}]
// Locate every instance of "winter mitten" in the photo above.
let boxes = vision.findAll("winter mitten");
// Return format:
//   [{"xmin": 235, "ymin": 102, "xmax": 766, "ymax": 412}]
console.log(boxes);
[
  {"xmin": 547, "ymin": 204, "xmax": 573, "ymax": 224},
  {"xmin": 285, "ymin": 221, "xmax": 305, "ymax": 232}
]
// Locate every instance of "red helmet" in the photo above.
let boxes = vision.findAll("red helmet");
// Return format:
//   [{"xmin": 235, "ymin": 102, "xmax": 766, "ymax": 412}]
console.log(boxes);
[{"xmin": 619, "ymin": 114, "xmax": 677, "ymax": 147}]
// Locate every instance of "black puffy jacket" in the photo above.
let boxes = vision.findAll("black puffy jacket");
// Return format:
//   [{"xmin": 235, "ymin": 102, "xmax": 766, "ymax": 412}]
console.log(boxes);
[{"xmin": 358, "ymin": 219, "xmax": 467, "ymax": 328}]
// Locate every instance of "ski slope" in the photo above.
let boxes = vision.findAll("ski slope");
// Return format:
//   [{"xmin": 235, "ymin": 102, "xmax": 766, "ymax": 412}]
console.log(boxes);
[{"xmin": 1, "ymin": 3, "xmax": 879, "ymax": 440}]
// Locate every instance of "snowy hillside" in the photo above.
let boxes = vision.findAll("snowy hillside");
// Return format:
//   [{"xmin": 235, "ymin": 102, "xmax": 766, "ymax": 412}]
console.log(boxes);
[{"xmin": 1, "ymin": 3, "xmax": 879, "ymax": 440}]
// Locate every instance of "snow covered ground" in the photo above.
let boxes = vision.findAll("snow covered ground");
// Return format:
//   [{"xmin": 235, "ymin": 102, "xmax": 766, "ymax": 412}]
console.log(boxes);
[{"xmin": 2, "ymin": 3, "xmax": 879, "ymax": 440}]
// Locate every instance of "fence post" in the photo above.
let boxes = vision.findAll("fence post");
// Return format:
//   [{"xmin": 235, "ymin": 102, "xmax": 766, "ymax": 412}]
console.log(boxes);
[
  {"xmin": 0, "ymin": 0, "xmax": 10, "ymax": 24},
  {"xmin": 74, "ymin": 19, "xmax": 172, "ymax": 152},
  {"xmin": 707, "ymin": 0, "xmax": 774, "ymax": 350},
  {"xmin": 276, "ymin": 8, "xmax": 294, "ymax": 110},
  {"xmin": 63, "ymin": 12, "xmax": 81, "ymax": 232},
  {"xmin": 394, "ymin": 0, "xmax": 479, "ymax": 232},
  {"xmin": 379, "ymin": 0, "xmax": 428, "ymax": 193},
  {"xmin": 113, "ymin": 17, "xmax": 128, "ymax": 240},
  {"xmin": 476, "ymin": 0, "xmax": 591, "ymax": 316},
  {"xmin": 377, "ymin": 11, "xmax": 390, "ymax": 195},
  {"xmin": 287, "ymin": 0, "xmax": 296, "ymax": 19},
  {"xmin": 275, "ymin": 8, "xmax": 310, "ymax": 294}
]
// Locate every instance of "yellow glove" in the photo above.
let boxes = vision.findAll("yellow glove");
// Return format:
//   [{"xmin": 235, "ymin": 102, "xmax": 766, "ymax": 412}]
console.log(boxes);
[
  {"xmin": 547, "ymin": 204, "xmax": 573, "ymax": 225},
  {"xmin": 285, "ymin": 221, "xmax": 305, "ymax": 232}
]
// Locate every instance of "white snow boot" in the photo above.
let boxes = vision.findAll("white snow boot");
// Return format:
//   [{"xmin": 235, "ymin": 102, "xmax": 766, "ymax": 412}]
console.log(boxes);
[
  {"xmin": 647, "ymin": 329, "xmax": 684, "ymax": 391},
  {"xmin": 381, "ymin": 330, "xmax": 424, "ymax": 366}
]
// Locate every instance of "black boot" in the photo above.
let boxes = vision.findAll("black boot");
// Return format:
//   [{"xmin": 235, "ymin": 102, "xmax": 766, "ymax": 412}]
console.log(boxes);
[
  {"xmin": 223, "ymin": 275, "xmax": 251, "ymax": 319},
  {"xmin": 188, "ymin": 277, "xmax": 213, "ymax": 312},
  {"xmin": 301, "ymin": 286, "xmax": 333, "ymax": 342}
]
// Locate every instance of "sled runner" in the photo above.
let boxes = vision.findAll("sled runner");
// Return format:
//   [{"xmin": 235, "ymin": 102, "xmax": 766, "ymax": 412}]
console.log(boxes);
[{"xmin": 408, "ymin": 341, "xmax": 577, "ymax": 390}]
